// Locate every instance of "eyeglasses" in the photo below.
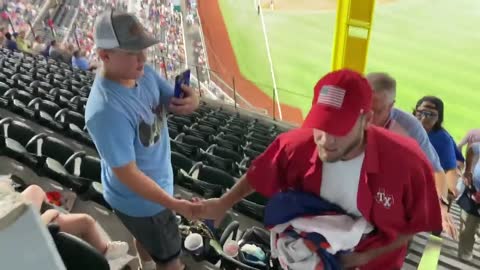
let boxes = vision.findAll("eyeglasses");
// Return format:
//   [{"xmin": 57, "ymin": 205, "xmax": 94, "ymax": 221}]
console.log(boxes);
[{"xmin": 415, "ymin": 110, "xmax": 438, "ymax": 119}]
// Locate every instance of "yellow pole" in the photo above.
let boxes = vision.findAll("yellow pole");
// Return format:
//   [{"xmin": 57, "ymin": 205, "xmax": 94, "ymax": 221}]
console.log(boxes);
[{"xmin": 331, "ymin": 0, "xmax": 377, "ymax": 73}]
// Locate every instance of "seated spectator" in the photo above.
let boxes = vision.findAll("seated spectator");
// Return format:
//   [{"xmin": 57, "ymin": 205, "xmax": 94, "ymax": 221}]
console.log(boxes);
[
  {"xmin": 20, "ymin": 184, "xmax": 129, "ymax": 260},
  {"xmin": 5, "ymin": 32, "xmax": 18, "ymax": 51},
  {"xmin": 14, "ymin": 30, "xmax": 32, "ymax": 54}
]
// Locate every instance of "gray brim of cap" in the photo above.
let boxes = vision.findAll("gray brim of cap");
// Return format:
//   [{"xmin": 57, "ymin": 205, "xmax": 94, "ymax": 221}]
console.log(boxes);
[{"xmin": 117, "ymin": 35, "xmax": 160, "ymax": 52}]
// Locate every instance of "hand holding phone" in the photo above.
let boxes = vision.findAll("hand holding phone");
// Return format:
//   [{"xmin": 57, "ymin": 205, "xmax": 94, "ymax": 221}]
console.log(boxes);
[{"xmin": 174, "ymin": 69, "xmax": 191, "ymax": 98}]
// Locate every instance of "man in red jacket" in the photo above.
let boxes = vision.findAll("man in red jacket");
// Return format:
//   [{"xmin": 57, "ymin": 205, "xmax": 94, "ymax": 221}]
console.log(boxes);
[{"xmin": 195, "ymin": 69, "xmax": 442, "ymax": 269}]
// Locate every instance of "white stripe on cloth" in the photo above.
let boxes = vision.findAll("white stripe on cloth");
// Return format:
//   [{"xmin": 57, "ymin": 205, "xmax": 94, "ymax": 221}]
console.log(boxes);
[{"xmin": 270, "ymin": 215, "xmax": 374, "ymax": 256}]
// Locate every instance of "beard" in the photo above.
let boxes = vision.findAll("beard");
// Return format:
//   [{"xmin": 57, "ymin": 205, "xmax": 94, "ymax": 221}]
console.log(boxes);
[{"xmin": 318, "ymin": 121, "xmax": 366, "ymax": 163}]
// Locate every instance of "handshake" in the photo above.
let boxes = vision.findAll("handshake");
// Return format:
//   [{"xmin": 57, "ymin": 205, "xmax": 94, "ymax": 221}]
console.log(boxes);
[{"xmin": 171, "ymin": 197, "xmax": 230, "ymax": 224}]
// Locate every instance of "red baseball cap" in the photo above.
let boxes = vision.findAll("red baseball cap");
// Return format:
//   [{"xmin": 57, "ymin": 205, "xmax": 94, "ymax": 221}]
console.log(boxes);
[{"xmin": 302, "ymin": 69, "xmax": 373, "ymax": 136}]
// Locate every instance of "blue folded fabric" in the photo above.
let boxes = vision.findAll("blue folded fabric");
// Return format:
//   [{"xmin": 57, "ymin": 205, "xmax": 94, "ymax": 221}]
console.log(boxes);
[{"xmin": 264, "ymin": 191, "xmax": 349, "ymax": 270}]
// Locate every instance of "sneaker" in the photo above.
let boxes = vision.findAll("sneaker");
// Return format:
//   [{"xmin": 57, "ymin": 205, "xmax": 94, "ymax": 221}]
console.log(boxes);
[
  {"xmin": 459, "ymin": 252, "xmax": 473, "ymax": 262},
  {"xmin": 104, "ymin": 241, "xmax": 129, "ymax": 260}
]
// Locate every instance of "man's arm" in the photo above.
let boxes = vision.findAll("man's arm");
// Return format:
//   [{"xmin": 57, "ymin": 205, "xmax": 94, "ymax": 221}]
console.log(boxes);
[
  {"xmin": 196, "ymin": 137, "xmax": 290, "ymax": 221},
  {"xmin": 197, "ymin": 175, "xmax": 255, "ymax": 222},
  {"xmin": 112, "ymin": 162, "xmax": 193, "ymax": 215},
  {"xmin": 220, "ymin": 175, "xmax": 255, "ymax": 208},
  {"xmin": 458, "ymin": 130, "xmax": 474, "ymax": 152}
]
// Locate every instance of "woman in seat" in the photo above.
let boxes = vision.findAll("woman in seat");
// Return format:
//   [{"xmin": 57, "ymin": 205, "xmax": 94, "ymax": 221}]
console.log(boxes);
[{"xmin": 21, "ymin": 184, "xmax": 129, "ymax": 260}]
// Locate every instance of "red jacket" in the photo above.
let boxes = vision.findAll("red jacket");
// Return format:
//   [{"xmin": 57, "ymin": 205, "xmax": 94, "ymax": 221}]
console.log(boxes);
[{"xmin": 246, "ymin": 126, "xmax": 442, "ymax": 269}]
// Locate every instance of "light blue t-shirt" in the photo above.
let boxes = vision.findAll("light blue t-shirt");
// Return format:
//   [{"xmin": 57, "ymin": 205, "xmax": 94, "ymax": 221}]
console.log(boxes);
[
  {"xmin": 85, "ymin": 65, "xmax": 174, "ymax": 217},
  {"xmin": 388, "ymin": 108, "xmax": 443, "ymax": 172}
]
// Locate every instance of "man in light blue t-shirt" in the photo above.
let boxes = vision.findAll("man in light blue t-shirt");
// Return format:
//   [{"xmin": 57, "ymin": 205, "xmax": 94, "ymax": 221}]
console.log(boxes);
[
  {"xmin": 367, "ymin": 72, "xmax": 458, "ymax": 240},
  {"xmin": 85, "ymin": 11, "xmax": 200, "ymax": 270}
]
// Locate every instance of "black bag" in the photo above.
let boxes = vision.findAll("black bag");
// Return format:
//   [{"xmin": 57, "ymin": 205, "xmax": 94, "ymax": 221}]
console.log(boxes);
[{"xmin": 457, "ymin": 187, "xmax": 480, "ymax": 217}]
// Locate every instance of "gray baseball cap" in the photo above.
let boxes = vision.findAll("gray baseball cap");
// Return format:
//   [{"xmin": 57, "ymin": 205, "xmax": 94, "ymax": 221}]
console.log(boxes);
[{"xmin": 94, "ymin": 10, "xmax": 159, "ymax": 51}]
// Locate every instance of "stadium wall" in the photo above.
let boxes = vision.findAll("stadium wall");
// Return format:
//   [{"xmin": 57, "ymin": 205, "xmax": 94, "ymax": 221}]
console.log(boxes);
[{"xmin": 197, "ymin": 0, "xmax": 304, "ymax": 124}]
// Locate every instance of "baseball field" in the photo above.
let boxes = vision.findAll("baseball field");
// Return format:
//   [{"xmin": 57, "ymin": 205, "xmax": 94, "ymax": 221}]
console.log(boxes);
[{"xmin": 199, "ymin": 0, "xmax": 480, "ymax": 140}]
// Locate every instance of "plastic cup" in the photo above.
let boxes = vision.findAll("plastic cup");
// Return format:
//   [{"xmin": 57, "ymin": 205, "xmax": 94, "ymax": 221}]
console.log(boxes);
[
  {"xmin": 223, "ymin": 239, "xmax": 239, "ymax": 257},
  {"xmin": 184, "ymin": 233, "xmax": 203, "ymax": 255}
]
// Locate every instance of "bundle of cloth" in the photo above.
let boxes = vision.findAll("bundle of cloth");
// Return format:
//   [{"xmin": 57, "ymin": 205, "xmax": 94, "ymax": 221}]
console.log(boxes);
[{"xmin": 264, "ymin": 191, "xmax": 374, "ymax": 270}]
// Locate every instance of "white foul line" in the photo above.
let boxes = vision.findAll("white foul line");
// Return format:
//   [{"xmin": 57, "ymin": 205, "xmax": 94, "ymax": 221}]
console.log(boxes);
[{"xmin": 258, "ymin": 0, "xmax": 283, "ymax": 120}]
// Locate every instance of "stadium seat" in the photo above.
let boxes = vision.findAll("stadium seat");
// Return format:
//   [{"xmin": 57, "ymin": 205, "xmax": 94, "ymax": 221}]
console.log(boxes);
[
  {"xmin": 245, "ymin": 142, "xmax": 267, "ymax": 153},
  {"xmin": 245, "ymin": 134, "xmax": 273, "ymax": 147},
  {"xmin": 0, "ymin": 118, "xmax": 37, "ymax": 147},
  {"xmin": 170, "ymin": 139, "xmax": 200, "ymax": 160},
  {"xmin": 64, "ymin": 153, "xmax": 101, "ymax": 183},
  {"xmin": 200, "ymin": 151, "xmax": 237, "ymax": 176},
  {"xmin": 4, "ymin": 88, "xmax": 34, "ymax": 106},
  {"xmin": 242, "ymin": 146, "xmax": 262, "ymax": 160},
  {"xmin": 210, "ymin": 134, "xmax": 241, "ymax": 152},
  {"xmin": 12, "ymin": 73, "xmax": 33, "ymax": 88},
  {"xmin": 55, "ymin": 108, "xmax": 86, "ymax": 130},
  {"xmin": 169, "ymin": 126, "xmax": 179, "ymax": 139},
  {"xmin": 171, "ymin": 151, "xmax": 194, "ymax": 183},
  {"xmin": 0, "ymin": 81, "xmax": 11, "ymax": 95},
  {"xmin": 208, "ymin": 145, "xmax": 243, "ymax": 162},
  {"xmin": 30, "ymin": 80, "xmax": 54, "ymax": 93},
  {"xmin": 28, "ymin": 97, "xmax": 62, "ymax": 122},
  {"xmin": 49, "ymin": 87, "xmax": 75, "ymax": 102},
  {"xmin": 1, "ymin": 67, "xmax": 15, "ymax": 77},
  {"xmin": 24, "ymin": 134, "xmax": 87, "ymax": 190},
  {"xmin": 176, "ymin": 133, "xmax": 209, "ymax": 150},
  {"xmin": 178, "ymin": 162, "xmax": 235, "ymax": 198},
  {"xmin": 0, "ymin": 73, "xmax": 9, "ymax": 85},
  {"xmin": 197, "ymin": 116, "xmax": 222, "ymax": 129},
  {"xmin": 169, "ymin": 115, "xmax": 193, "ymax": 129},
  {"xmin": 234, "ymin": 192, "xmax": 268, "ymax": 222},
  {"xmin": 183, "ymin": 124, "xmax": 213, "ymax": 142}
]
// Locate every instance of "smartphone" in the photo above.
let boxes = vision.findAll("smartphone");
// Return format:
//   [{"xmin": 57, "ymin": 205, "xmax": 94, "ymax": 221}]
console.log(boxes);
[{"xmin": 174, "ymin": 69, "xmax": 191, "ymax": 98}]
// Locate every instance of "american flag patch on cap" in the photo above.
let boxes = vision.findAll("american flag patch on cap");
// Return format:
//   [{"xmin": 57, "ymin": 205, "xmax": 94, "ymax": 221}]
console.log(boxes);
[{"xmin": 317, "ymin": 85, "xmax": 346, "ymax": 108}]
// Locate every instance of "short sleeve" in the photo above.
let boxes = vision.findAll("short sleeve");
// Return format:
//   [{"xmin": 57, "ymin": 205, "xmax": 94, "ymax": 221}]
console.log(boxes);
[
  {"xmin": 436, "ymin": 132, "xmax": 457, "ymax": 171},
  {"xmin": 86, "ymin": 109, "xmax": 136, "ymax": 168},
  {"xmin": 401, "ymin": 155, "xmax": 442, "ymax": 234},
  {"xmin": 149, "ymin": 66, "xmax": 174, "ymax": 100},
  {"xmin": 246, "ymin": 138, "xmax": 289, "ymax": 197}
]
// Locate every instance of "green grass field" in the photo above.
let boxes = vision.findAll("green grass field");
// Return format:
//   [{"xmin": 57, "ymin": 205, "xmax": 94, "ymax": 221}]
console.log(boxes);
[{"xmin": 219, "ymin": 0, "xmax": 480, "ymax": 141}]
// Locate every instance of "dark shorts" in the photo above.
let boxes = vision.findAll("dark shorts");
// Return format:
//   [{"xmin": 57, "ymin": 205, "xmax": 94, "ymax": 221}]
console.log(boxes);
[{"xmin": 115, "ymin": 209, "xmax": 182, "ymax": 264}]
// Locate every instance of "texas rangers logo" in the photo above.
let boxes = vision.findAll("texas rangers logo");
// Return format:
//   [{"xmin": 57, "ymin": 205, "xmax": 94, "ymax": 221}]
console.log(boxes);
[{"xmin": 375, "ymin": 189, "xmax": 394, "ymax": 209}]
